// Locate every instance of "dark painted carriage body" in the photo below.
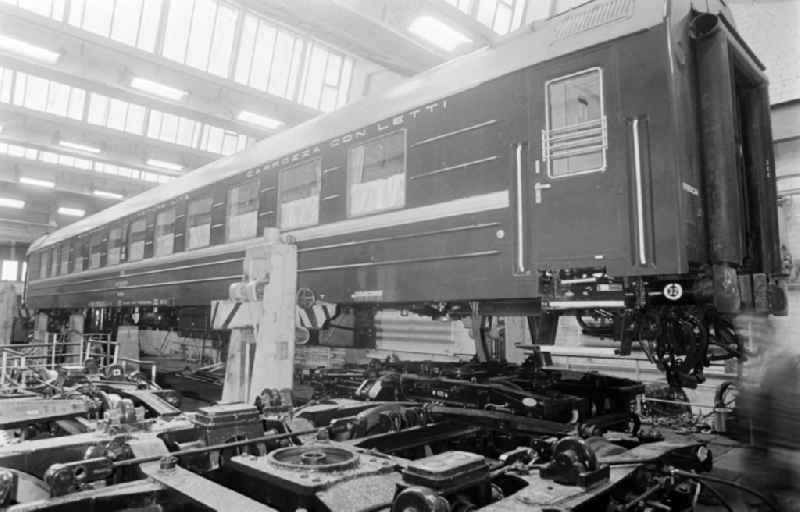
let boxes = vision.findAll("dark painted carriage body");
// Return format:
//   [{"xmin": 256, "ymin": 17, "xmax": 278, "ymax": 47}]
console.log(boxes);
[{"xmin": 25, "ymin": 0, "xmax": 781, "ymax": 325}]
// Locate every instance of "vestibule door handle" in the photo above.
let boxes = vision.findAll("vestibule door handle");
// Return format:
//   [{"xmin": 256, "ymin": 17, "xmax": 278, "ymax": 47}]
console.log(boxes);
[{"xmin": 534, "ymin": 182, "xmax": 551, "ymax": 204}]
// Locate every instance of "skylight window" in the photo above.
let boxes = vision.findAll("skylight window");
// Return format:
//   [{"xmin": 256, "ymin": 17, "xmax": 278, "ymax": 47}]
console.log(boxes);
[
  {"xmin": 237, "ymin": 110, "xmax": 283, "ymax": 130},
  {"xmin": 87, "ymin": 93, "xmax": 146, "ymax": 135},
  {"xmin": 162, "ymin": 0, "xmax": 239, "ymax": 77},
  {"xmin": 147, "ymin": 109, "xmax": 248, "ymax": 156},
  {"xmin": 0, "ymin": 141, "xmax": 38, "ymax": 160},
  {"xmin": 408, "ymin": 16, "xmax": 472, "ymax": 52},
  {"xmin": 131, "ymin": 77, "xmax": 187, "ymax": 101},
  {"xmin": 299, "ymin": 42, "xmax": 353, "ymax": 112},
  {"xmin": 68, "ymin": 0, "xmax": 163, "ymax": 52},
  {"xmin": 11, "ymin": 72, "xmax": 85, "ymax": 120},
  {"xmin": 2, "ymin": 0, "xmax": 357, "ymax": 114},
  {"xmin": 0, "ymin": 34, "xmax": 60, "ymax": 63},
  {"xmin": 233, "ymin": 13, "xmax": 353, "ymax": 112},
  {"xmin": 444, "ymin": 0, "xmax": 527, "ymax": 35},
  {"xmin": 0, "ymin": 0, "xmax": 66, "ymax": 21}
]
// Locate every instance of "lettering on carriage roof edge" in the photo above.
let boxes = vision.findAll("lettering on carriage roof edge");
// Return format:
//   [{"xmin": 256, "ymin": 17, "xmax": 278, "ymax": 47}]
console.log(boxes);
[{"xmin": 262, "ymin": 100, "xmax": 449, "ymax": 171}]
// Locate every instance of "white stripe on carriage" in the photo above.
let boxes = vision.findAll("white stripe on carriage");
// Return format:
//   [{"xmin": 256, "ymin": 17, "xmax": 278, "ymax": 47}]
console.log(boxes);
[{"xmin": 289, "ymin": 190, "xmax": 509, "ymax": 242}]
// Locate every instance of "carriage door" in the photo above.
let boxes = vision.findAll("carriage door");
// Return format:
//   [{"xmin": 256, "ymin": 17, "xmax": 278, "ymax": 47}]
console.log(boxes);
[{"xmin": 525, "ymin": 60, "xmax": 626, "ymax": 270}]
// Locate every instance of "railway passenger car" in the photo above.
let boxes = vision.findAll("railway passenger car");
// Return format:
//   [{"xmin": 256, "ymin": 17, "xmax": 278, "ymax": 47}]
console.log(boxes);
[{"xmin": 25, "ymin": 0, "xmax": 785, "ymax": 385}]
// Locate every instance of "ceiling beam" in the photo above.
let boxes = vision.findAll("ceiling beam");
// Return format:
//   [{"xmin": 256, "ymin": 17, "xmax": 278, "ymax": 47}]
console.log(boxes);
[
  {"xmin": 240, "ymin": 0, "xmax": 447, "ymax": 76},
  {"xmin": 0, "ymin": 104, "xmax": 222, "ymax": 165},
  {"xmin": 0, "ymin": 112, "xmax": 207, "ymax": 174},
  {"xmin": 0, "ymin": 54, "xmax": 269, "ymax": 140},
  {"xmin": 0, "ymin": 156, "xmax": 149, "ymax": 199},
  {"xmin": 0, "ymin": 217, "xmax": 52, "ymax": 244}
]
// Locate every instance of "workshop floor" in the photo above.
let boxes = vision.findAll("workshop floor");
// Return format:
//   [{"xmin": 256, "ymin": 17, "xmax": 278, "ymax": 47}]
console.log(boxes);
[{"xmin": 150, "ymin": 294, "xmax": 800, "ymax": 510}]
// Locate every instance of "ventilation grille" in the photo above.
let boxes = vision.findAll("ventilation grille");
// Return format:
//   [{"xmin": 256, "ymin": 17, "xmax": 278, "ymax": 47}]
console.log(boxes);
[{"xmin": 554, "ymin": 0, "xmax": 636, "ymax": 39}]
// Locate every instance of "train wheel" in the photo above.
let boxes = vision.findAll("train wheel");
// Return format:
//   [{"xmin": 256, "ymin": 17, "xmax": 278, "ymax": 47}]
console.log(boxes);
[{"xmin": 527, "ymin": 312, "xmax": 560, "ymax": 345}]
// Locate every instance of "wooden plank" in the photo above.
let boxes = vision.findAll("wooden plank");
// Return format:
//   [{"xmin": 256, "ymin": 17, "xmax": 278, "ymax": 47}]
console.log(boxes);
[{"xmin": 140, "ymin": 462, "xmax": 276, "ymax": 512}]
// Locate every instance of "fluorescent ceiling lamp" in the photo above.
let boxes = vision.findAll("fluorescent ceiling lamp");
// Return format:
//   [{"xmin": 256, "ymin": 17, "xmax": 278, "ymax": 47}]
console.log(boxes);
[
  {"xmin": 57, "ymin": 206, "xmax": 85, "ymax": 217},
  {"xmin": 131, "ymin": 77, "xmax": 187, "ymax": 101},
  {"xmin": 0, "ymin": 198, "xmax": 25, "ymax": 209},
  {"xmin": 20, "ymin": 176, "xmax": 55, "ymax": 189},
  {"xmin": 93, "ymin": 189, "xmax": 123, "ymax": 200},
  {"xmin": 237, "ymin": 110, "xmax": 283, "ymax": 130},
  {"xmin": 0, "ymin": 34, "xmax": 60, "ymax": 64},
  {"xmin": 408, "ymin": 16, "xmax": 472, "ymax": 52},
  {"xmin": 59, "ymin": 140, "xmax": 101, "ymax": 154},
  {"xmin": 146, "ymin": 159, "xmax": 182, "ymax": 172}
]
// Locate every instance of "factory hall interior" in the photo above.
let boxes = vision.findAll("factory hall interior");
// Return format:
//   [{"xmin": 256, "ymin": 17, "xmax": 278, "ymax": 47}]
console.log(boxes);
[{"xmin": 2, "ymin": 0, "xmax": 800, "ymax": 510}]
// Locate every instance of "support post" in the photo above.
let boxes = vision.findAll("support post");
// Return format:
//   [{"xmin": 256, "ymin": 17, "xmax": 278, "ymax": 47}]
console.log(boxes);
[
  {"xmin": 0, "ymin": 283, "xmax": 15, "ymax": 345},
  {"xmin": 68, "ymin": 313, "xmax": 85, "ymax": 365},
  {"xmin": 35, "ymin": 312, "xmax": 48, "ymax": 343},
  {"xmin": 218, "ymin": 229, "xmax": 298, "ymax": 405}
]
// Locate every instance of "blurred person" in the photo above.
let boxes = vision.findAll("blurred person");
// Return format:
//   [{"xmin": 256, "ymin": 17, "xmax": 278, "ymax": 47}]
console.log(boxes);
[
  {"xmin": 737, "ymin": 311, "xmax": 800, "ymax": 510},
  {"xmin": 780, "ymin": 245, "xmax": 799, "ymax": 283}
]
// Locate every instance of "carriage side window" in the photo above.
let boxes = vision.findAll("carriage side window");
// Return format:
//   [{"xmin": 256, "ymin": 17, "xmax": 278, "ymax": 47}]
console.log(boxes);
[
  {"xmin": 347, "ymin": 130, "xmax": 406, "ymax": 217},
  {"xmin": 107, "ymin": 227, "xmax": 124, "ymax": 265},
  {"xmin": 60, "ymin": 243, "xmax": 70, "ymax": 275},
  {"xmin": 128, "ymin": 218, "xmax": 147, "ymax": 261},
  {"xmin": 39, "ymin": 250, "xmax": 49, "ymax": 279},
  {"xmin": 227, "ymin": 180, "xmax": 259, "ymax": 241},
  {"xmin": 155, "ymin": 209, "xmax": 176, "ymax": 256},
  {"xmin": 73, "ymin": 240, "xmax": 86, "ymax": 272},
  {"xmin": 50, "ymin": 246, "xmax": 59, "ymax": 277},
  {"xmin": 543, "ymin": 68, "xmax": 606, "ymax": 178},
  {"xmin": 89, "ymin": 232, "xmax": 104, "ymax": 269},
  {"xmin": 186, "ymin": 197, "xmax": 213, "ymax": 249},
  {"xmin": 278, "ymin": 159, "xmax": 321, "ymax": 230}
]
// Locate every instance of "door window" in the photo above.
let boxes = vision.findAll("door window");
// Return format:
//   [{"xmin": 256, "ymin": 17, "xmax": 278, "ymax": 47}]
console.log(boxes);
[
  {"xmin": 543, "ymin": 68, "xmax": 606, "ymax": 178},
  {"xmin": 278, "ymin": 159, "xmax": 321, "ymax": 229}
]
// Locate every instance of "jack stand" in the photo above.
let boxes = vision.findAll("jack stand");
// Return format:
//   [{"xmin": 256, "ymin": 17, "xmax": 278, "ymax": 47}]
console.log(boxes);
[{"xmin": 211, "ymin": 228, "xmax": 298, "ymax": 405}]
